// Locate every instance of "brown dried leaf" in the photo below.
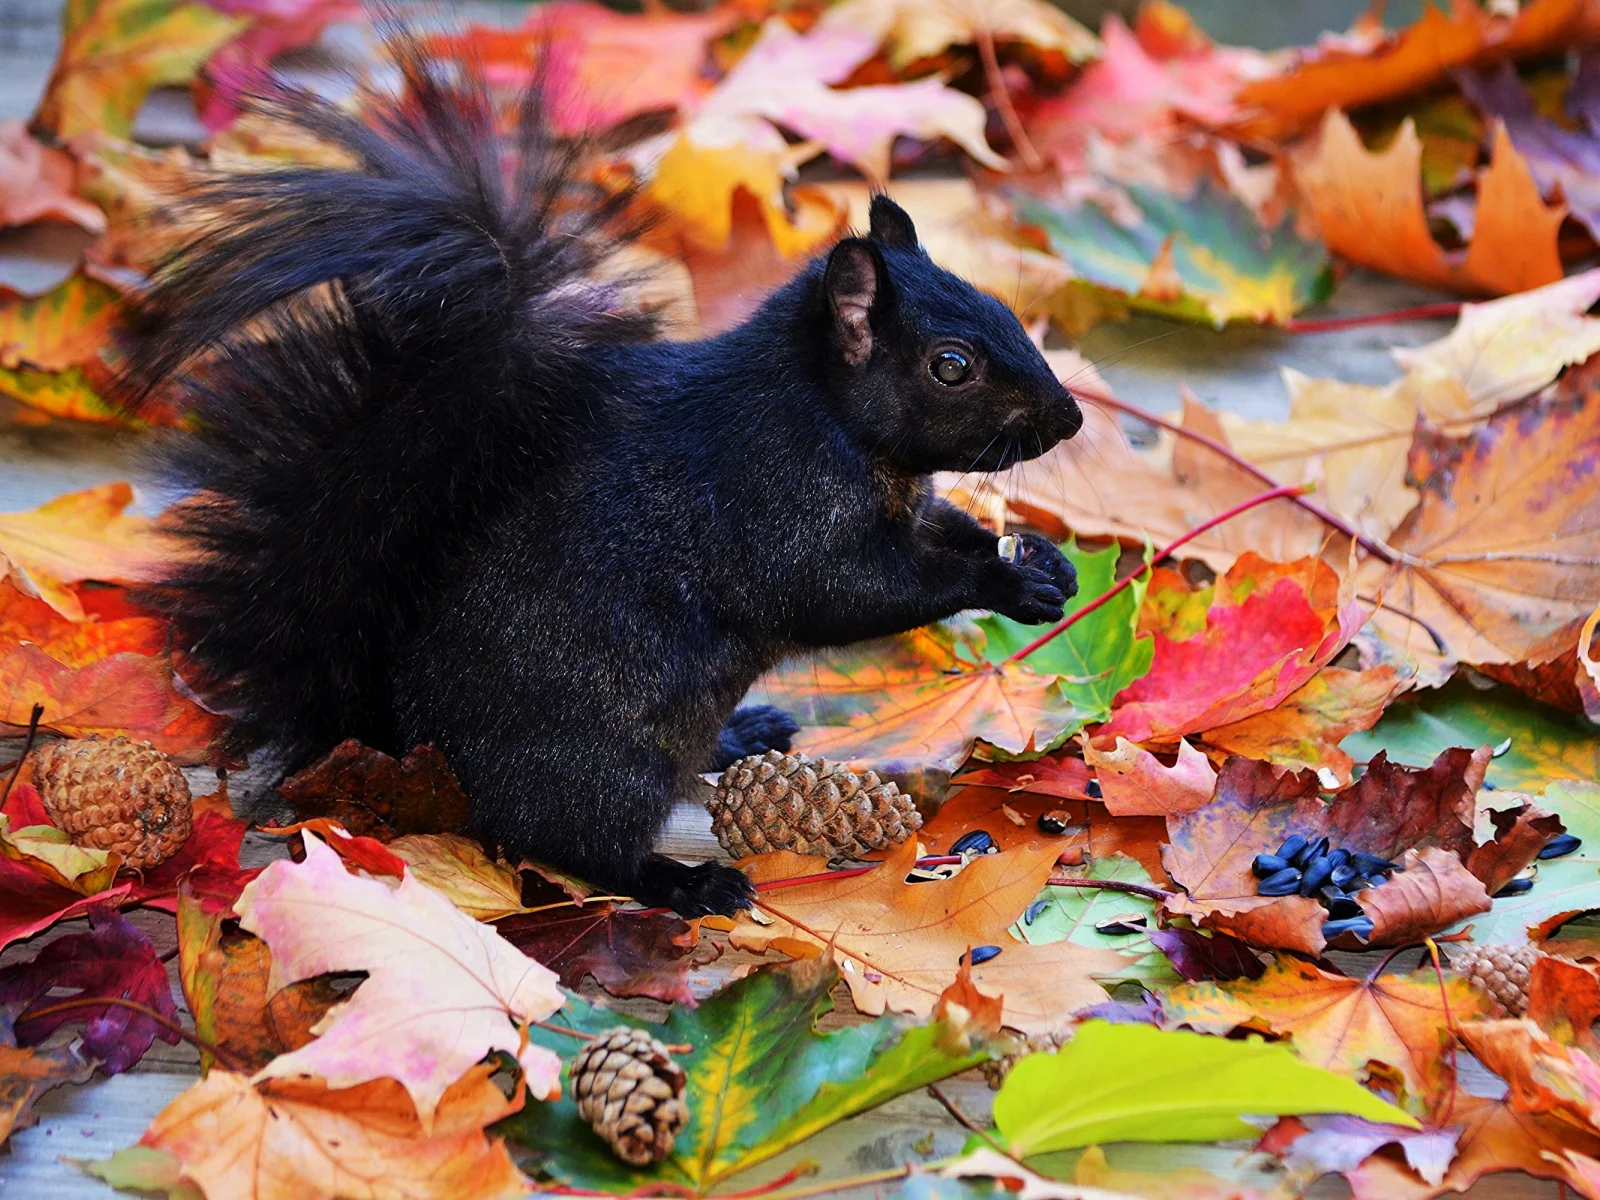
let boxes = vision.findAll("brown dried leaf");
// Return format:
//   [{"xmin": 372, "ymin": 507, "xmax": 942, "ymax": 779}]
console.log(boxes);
[{"xmin": 276, "ymin": 740, "xmax": 470, "ymax": 840}]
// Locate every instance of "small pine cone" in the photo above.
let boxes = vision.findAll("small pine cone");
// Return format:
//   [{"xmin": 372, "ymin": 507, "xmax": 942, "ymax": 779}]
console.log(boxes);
[
  {"xmin": 1451, "ymin": 942, "xmax": 1544, "ymax": 1017},
  {"xmin": 707, "ymin": 750, "xmax": 922, "ymax": 858},
  {"xmin": 571, "ymin": 1027, "xmax": 689, "ymax": 1166},
  {"xmin": 981, "ymin": 1029, "xmax": 1069, "ymax": 1089},
  {"xmin": 33, "ymin": 736, "xmax": 193, "ymax": 870}
]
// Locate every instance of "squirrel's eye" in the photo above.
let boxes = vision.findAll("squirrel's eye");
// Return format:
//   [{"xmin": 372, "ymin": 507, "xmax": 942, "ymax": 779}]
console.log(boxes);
[{"xmin": 931, "ymin": 351, "xmax": 971, "ymax": 386}]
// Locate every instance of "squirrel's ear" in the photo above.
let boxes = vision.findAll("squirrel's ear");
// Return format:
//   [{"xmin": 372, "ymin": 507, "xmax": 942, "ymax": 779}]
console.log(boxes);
[
  {"xmin": 868, "ymin": 194, "xmax": 918, "ymax": 249},
  {"xmin": 824, "ymin": 238, "xmax": 887, "ymax": 367}
]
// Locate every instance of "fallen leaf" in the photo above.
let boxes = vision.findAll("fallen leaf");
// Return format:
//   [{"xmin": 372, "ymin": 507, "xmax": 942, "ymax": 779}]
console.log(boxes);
[
  {"xmin": 384, "ymin": 834, "xmax": 525, "ymax": 922},
  {"xmin": 1233, "ymin": 0, "xmax": 1590, "ymax": 140},
  {"xmin": 1145, "ymin": 926, "xmax": 1265, "ymax": 984},
  {"xmin": 720, "ymin": 839, "xmax": 1126, "ymax": 1033},
  {"xmin": 1203, "ymin": 665, "xmax": 1405, "ymax": 785},
  {"xmin": 178, "ymin": 881, "xmax": 339, "ymax": 1074},
  {"xmin": 125, "ymin": 803, "xmax": 261, "ymax": 912},
  {"xmin": 1163, "ymin": 956, "xmax": 1493, "ymax": 1114},
  {"xmin": 1345, "ymin": 1094, "xmax": 1600, "ymax": 1199},
  {"xmin": 1353, "ymin": 845, "xmax": 1491, "ymax": 947},
  {"xmin": 994, "ymin": 1020, "xmax": 1414, "ymax": 1156},
  {"xmin": 1008, "ymin": 179, "xmax": 1332, "ymax": 330},
  {"xmin": 275, "ymin": 739, "xmax": 471, "ymax": 841},
  {"xmin": 1526, "ymin": 954, "xmax": 1600, "ymax": 1056},
  {"xmin": 1294, "ymin": 109, "xmax": 1564, "ymax": 297},
  {"xmin": 495, "ymin": 903, "xmax": 707, "ymax": 1006},
  {"xmin": 1274, "ymin": 1114, "xmax": 1461, "ymax": 1188},
  {"xmin": 0, "ymin": 812, "xmax": 118, "ymax": 895},
  {"xmin": 73, "ymin": 135, "xmax": 212, "ymax": 277},
  {"xmin": 32, "ymin": 0, "xmax": 247, "ymax": 140},
  {"xmin": 0, "ymin": 119, "xmax": 106, "ymax": 232},
  {"xmin": 504, "ymin": 957, "xmax": 993, "ymax": 1191},
  {"xmin": 1080, "ymin": 737, "xmax": 1216, "ymax": 817},
  {"xmin": 1099, "ymin": 553, "xmax": 1366, "ymax": 746},
  {"xmin": 0, "ymin": 904, "xmax": 179, "ymax": 1074},
  {"xmin": 818, "ymin": 0, "xmax": 1098, "ymax": 68},
  {"xmin": 0, "ymin": 1041, "xmax": 91, "ymax": 1147},
  {"xmin": 91, "ymin": 1066, "xmax": 527, "ymax": 1200},
  {"xmin": 236, "ymin": 831, "xmax": 565, "ymax": 1123},
  {"xmin": 0, "ymin": 855, "xmax": 131, "ymax": 951},
  {"xmin": 939, "ymin": 1147, "xmax": 1140, "ymax": 1200},
  {"xmin": 0, "ymin": 273, "xmax": 120, "ymax": 375},
  {"xmin": 193, "ymin": 0, "xmax": 363, "ymax": 131},
  {"xmin": 1459, "ymin": 1015, "xmax": 1600, "ymax": 1132},
  {"xmin": 1357, "ymin": 390, "xmax": 1600, "ymax": 669},
  {"xmin": 0, "ymin": 483, "xmax": 169, "ymax": 621},
  {"xmin": 1011, "ymin": 853, "xmax": 1177, "ymax": 987},
  {"xmin": 0, "ymin": 577, "xmax": 167, "ymax": 667}
]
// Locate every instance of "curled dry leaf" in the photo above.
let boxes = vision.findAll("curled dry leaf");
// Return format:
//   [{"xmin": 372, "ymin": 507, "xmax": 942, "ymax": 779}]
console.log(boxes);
[
  {"xmin": 1294, "ymin": 110, "xmax": 1563, "ymax": 297},
  {"xmin": 276, "ymin": 739, "xmax": 471, "ymax": 841},
  {"xmin": 715, "ymin": 839, "xmax": 1126, "ymax": 1034},
  {"xmin": 1079, "ymin": 736, "xmax": 1216, "ymax": 818},
  {"xmin": 236, "ymin": 831, "xmax": 566, "ymax": 1123},
  {"xmin": 89, "ymin": 1066, "xmax": 527, "ymax": 1200},
  {"xmin": 1164, "ymin": 956, "xmax": 1494, "ymax": 1113},
  {"xmin": 0, "ymin": 1042, "xmax": 92, "ymax": 1147}
]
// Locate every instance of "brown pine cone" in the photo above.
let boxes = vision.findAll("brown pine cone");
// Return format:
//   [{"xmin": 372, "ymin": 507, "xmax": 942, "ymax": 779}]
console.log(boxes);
[
  {"xmin": 571, "ymin": 1027, "xmax": 689, "ymax": 1166},
  {"xmin": 32, "ymin": 736, "xmax": 193, "ymax": 870},
  {"xmin": 1451, "ymin": 942, "xmax": 1544, "ymax": 1017},
  {"xmin": 708, "ymin": 750, "xmax": 921, "ymax": 858},
  {"xmin": 980, "ymin": 1028, "xmax": 1069, "ymax": 1089}
]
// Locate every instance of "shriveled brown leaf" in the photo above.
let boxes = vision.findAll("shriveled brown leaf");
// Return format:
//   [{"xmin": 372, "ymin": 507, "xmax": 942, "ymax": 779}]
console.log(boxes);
[
  {"xmin": 276, "ymin": 740, "xmax": 471, "ymax": 840},
  {"xmin": 1349, "ymin": 846, "xmax": 1490, "ymax": 947},
  {"xmin": 1079, "ymin": 736, "xmax": 1216, "ymax": 818},
  {"xmin": 495, "ymin": 903, "xmax": 708, "ymax": 1006}
]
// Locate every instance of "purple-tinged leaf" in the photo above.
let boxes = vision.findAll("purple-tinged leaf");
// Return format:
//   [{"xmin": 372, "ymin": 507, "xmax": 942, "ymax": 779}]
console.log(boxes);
[
  {"xmin": 1278, "ymin": 1113, "xmax": 1462, "ymax": 1186},
  {"xmin": 1149, "ymin": 926, "xmax": 1267, "ymax": 982},
  {"xmin": 494, "ymin": 903, "xmax": 713, "ymax": 1006}
]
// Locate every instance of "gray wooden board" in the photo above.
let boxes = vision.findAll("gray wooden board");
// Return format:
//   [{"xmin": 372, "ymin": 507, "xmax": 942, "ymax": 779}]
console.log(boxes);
[{"xmin": 0, "ymin": 0, "xmax": 1563, "ymax": 1194}]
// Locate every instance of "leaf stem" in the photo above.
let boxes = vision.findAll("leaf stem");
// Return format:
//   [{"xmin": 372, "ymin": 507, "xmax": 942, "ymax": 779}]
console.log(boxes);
[
  {"xmin": 1423, "ymin": 937, "xmax": 1460, "ymax": 1127},
  {"xmin": 1002, "ymin": 482, "xmax": 1312, "ymax": 664},
  {"xmin": 1283, "ymin": 302, "xmax": 1462, "ymax": 333},
  {"xmin": 20, "ymin": 995, "xmax": 247, "ymax": 1073},
  {"xmin": 974, "ymin": 25, "xmax": 1043, "ymax": 172},
  {"xmin": 1044, "ymin": 874, "xmax": 1174, "ymax": 902},
  {"xmin": 529, "ymin": 1017, "xmax": 596, "ymax": 1042},
  {"xmin": 1076, "ymin": 386, "xmax": 1397, "ymax": 566},
  {"xmin": 1, "ymin": 703, "xmax": 44, "ymax": 808}
]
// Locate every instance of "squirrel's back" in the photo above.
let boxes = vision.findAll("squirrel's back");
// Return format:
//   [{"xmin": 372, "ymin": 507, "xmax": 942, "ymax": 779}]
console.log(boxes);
[{"xmin": 125, "ymin": 35, "xmax": 655, "ymax": 762}]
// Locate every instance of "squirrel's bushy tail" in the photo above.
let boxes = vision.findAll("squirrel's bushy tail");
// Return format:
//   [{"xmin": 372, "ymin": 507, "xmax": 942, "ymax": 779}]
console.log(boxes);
[{"xmin": 127, "ymin": 34, "xmax": 654, "ymax": 760}]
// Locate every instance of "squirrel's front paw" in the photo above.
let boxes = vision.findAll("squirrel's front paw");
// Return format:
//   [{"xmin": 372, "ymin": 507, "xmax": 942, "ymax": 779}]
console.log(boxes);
[{"xmin": 989, "ymin": 534, "xmax": 1077, "ymax": 625}]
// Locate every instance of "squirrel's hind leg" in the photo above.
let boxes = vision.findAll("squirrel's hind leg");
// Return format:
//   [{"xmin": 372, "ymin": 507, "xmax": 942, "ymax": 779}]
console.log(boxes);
[{"xmin": 711, "ymin": 704, "xmax": 799, "ymax": 770}]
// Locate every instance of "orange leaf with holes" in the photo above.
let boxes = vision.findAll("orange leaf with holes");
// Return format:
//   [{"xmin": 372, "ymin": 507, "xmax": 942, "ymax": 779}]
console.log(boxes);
[
  {"xmin": 716, "ymin": 839, "xmax": 1126, "ymax": 1035},
  {"xmin": 90, "ymin": 1067, "xmax": 527, "ymax": 1200},
  {"xmin": 1164, "ymin": 956, "xmax": 1494, "ymax": 1113},
  {"xmin": 0, "ymin": 483, "xmax": 173, "ymax": 621},
  {"xmin": 1294, "ymin": 110, "xmax": 1564, "ymax": 297}
]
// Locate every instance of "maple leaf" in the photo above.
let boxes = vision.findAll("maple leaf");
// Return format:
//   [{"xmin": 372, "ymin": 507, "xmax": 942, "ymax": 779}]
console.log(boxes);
[
  {"xmin": 1272, "ymin": 1114, "xmax": 1461, "ymax": 1190},
  {"xmin": 193, "ymin": 0, "xmax": 363, "ymax": 131},
  {"xmin": 1145, "ymin": 926, "xmax": 1264, "ymax": 984},
  {"xmin": 384, "ymin": 834, "xmax": 528, "ymax": 922},
  {"xmin": 0, "ymin": 1041, "xmax": 91, "ymax": 1147},
  {"xmin": 505, "ymin": 957, "xmax": 994, "ymax": 1192},
  {"xmin": 1007, "ymin": 178, "xmax": 1332, "ymax": 330},
  {"xmin": 496, "ymin": 903, "xmax": 706, "ymax": 1006},
  {"xmin": 1098, "ymin": 552, "xmax": 1367, "ymax": 747},
  {"xmin": 125, "ymin": 800, "xmax": 262, "ymax": 913},
  {"xmin": 1079, "ymin": 737, "xmax": 1216, "ymax": 818},
  {"xmin": 0, "ymin": 482, "xmax": 169, "ymax": 620},
  {"xmin": 0, "ymin": 274, "xmax": 120, "ymax": 377},
  {"xmin": 819, "ymin": 0, "xmax": 1098, "ymax": 68},
  {"xmin": 32, "ymin": 0, "xmax": 247, "ymax": 140},
  {"xmin": 686, "ymin": 19, "xmax": 1004, "ymax": 183},
  {"xmin": 1163, "ymin": 956, "xmax": 1494, "ymax": 1114},
  {"xmin": 236, "ymin": 831, "xmax": 566, "ymax": 1123},
  {"xmin": 716, "ymin": 839, "xmax": 1125, "ymax": 1034},
  {"xmin": 178, "ymin": 882, "xmax": 339, "ymax": 1074},
  {"xmin": 1295, "ymin": 110, "xmax": 1563, "ymax": 297},
  {"xmin": 0, "ymin": 578, "xmax": 167, "ymax": 667},
  {"xmin": 0, "ymin": 120, "xmax": 105, "ymax": 232},
  {"xmin": 1232, "ymin": 0, "xmax": 1592, "ymax": 140},
  {"xmin": 0, "ymin": 854, "xmax": 131, "ymax": 952},
  {"xmin": 276, "ymin": 739, "xmax": 471, "ymax": 842},
  {"xmin": 1357, "ymin": 389, "xmax": 1600, "ymax": 670},
  {"xmin": 90, "ymin": 1066, "xmax": 528, "ymax": 1200},
  {"xmin": 1, "ymin": 904, "xmax": 179, "ymax": 1074}
]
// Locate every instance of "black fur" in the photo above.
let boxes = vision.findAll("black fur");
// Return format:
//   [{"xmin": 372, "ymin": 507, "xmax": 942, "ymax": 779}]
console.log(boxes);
[
  {"xmin": 712, "ymin": 705, "xmax": 801, "ymax": 772},
  {"xmin": 125, "ymin": 36, "xmax": 1082, "ymax": 917}
]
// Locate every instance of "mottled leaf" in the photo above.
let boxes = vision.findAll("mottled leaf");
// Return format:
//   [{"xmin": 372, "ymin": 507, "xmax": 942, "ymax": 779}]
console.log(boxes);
[{"xmin": 495, "ymin": 903, "xmax": 706, "ymax": 1006}]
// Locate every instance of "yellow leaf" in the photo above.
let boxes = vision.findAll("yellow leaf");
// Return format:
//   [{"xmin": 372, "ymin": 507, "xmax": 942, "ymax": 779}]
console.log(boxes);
[
  {"xmin": 820, "ymin": 0, "xmax": 1098, "ymax": 67},
  {"xmin": 0, "ymin": 483, "xmax": 170, "ymax": 620}
]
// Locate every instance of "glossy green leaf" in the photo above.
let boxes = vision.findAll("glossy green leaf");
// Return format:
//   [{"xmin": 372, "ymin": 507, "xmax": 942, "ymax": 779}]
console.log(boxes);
[
  {"xmin": 976, "ymin": 537, "xmax": 1154, "ymax": 731},
  {"xmin": 1010, "ymin": 181, "xmax": 1333, "ymax": 330},
  {"xmin": 1455, "ymin": 780, "xmax": 1600, "ymax": 945},
  {"xmin": 992, "ymin": 1021, "xmax": 1414, "ymax": 1157},
  {"xmin": 499, "ymin": 958, "xmax": 991, "ymax": 1192},
  {"xmin": 1010, "ymin": 854, "xmax": 1174, "ymax": 987},
  {"xmin": 1342, "ymin": 679, "xmax": 1600, "ymax": 793}
]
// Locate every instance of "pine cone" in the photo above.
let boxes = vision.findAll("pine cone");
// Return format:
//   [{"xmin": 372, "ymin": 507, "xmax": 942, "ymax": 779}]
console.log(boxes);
[
  {"xmin": 33, "ymin": 736, "xmax": 193, "ymax": 870},
  {"xmin": 708, "ymin": 750, "xmax": 921, "ymax": 858},
  {"xmin": 571, "ymin": 1027, "xmax": 689, "ymax": 1166},
  {"xmin": 981, "ymin": 1029, "xmax": 1069, "ymax": 1089},
  {"xmin": 1451, "ymin": 942, "xmax": 1544, "ymax": 1017}
]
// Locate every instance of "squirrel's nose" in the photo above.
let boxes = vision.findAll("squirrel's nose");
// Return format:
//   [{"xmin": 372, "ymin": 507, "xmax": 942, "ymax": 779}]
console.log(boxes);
[{"xmin": 1058, "ymin": 387, "xmax": 1083, "ymax": 440}]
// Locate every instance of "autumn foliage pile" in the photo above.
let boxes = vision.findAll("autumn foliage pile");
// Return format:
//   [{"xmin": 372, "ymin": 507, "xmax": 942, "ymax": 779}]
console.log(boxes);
[{"xmin": 6, "ymin": 0, "xmax": 1600, "ymax": 1198}]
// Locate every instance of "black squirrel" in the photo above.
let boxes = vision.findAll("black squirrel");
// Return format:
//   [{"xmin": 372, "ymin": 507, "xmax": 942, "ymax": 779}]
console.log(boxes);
[{"xmin": 125, "ymin": 34, "xmax": 1083, "ymax": 917}]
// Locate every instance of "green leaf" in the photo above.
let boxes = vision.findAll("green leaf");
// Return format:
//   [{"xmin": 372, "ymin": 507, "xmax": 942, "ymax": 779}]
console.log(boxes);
[
  {"xmin": 976, "ymin": 537, "xmax": 1154, "ymax": 732},
  {"xmin": 992, "ymin": 1021, "xmax": 1415, "ymax": 1157},
  {"xmin": 1009, "ymin": 181, "xmax": 1333, "ymax": 330},
  {"xmin": 1010, "ymin": 854, "xmax": 1175, "ymax": 987},
  {"xmin": 1455, "ymin": 780, "xmax": 1600, "ymax": 945},
  {"xmin": 1342, "ymin": 678, "xmax": 1600, "ymax": 793},
  {"xmin": 499, "ymin": 958, "xmax": 990, "ymax": 1192},
  {"xmin": 81, "ymin": 1146, "xmax": 203, "ymax": 1200}
]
